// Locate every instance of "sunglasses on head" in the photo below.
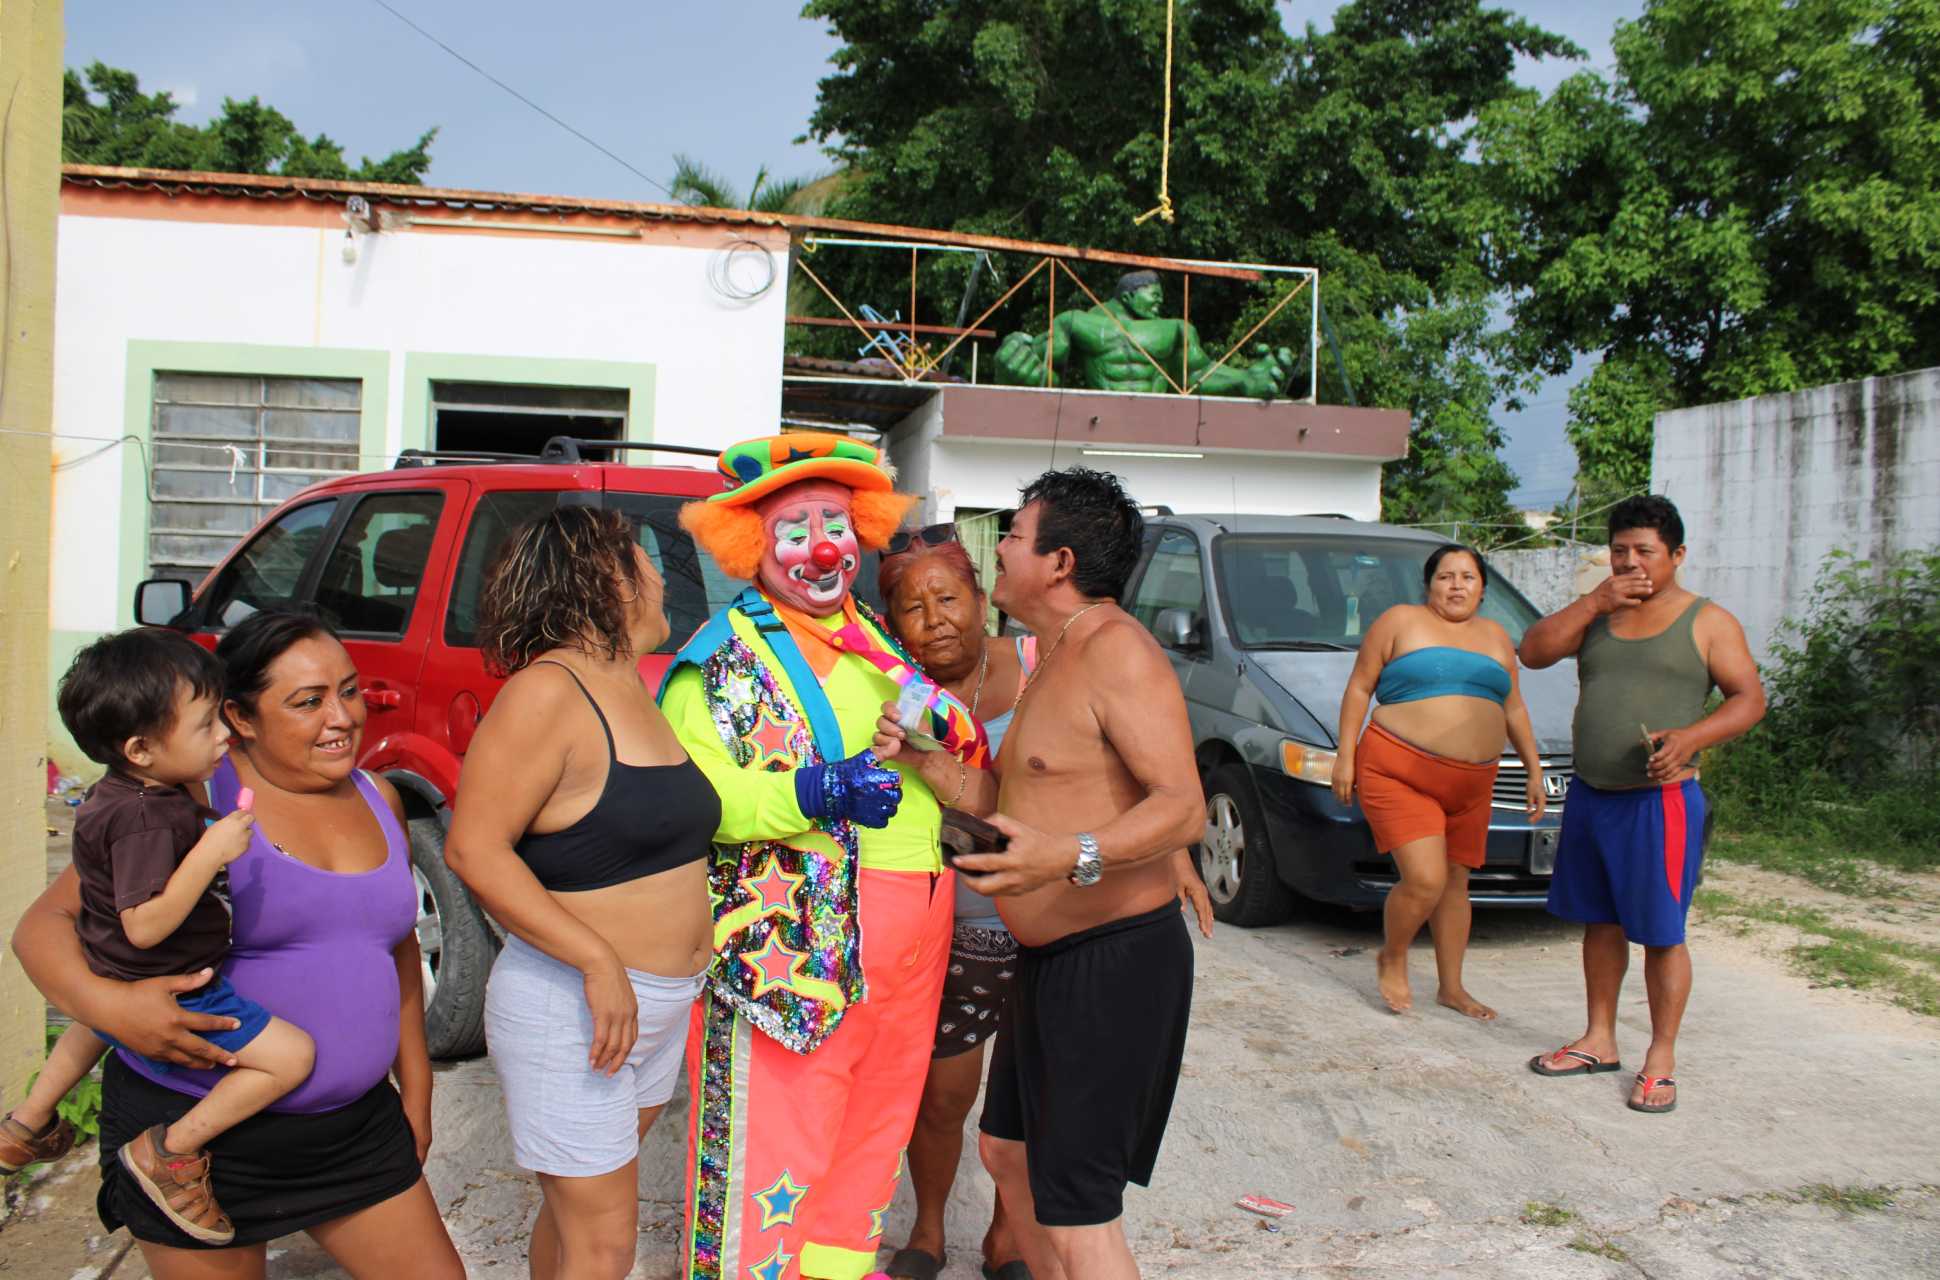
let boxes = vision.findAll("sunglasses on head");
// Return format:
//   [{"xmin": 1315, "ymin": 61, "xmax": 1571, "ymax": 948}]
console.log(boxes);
[{"xmin": 886, "ymin": 523, "xmax": 960, "ymax": 555}]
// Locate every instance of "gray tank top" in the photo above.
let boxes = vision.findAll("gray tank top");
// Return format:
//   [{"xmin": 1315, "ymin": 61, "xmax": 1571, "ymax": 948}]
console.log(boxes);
[{"xmin": 1573, "ymin": 596, "xmax": 1714, "ymax": 789}]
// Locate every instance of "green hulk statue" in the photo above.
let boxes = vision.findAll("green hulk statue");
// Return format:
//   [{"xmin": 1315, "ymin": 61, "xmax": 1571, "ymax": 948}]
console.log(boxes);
[{"xmin": 992, "ymin": 270, "xmax": 1298, "ymax": 398}]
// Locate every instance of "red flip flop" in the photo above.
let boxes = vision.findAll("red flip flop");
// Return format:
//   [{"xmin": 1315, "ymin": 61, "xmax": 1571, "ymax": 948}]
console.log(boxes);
[
  {"xmin": 1627, "ymin": 1073, "xmax": 1677, "ymax": 1113},
  {"xmin": 1528, "ymin": 1047, "xmax": 1622, "ymax": 1077}
]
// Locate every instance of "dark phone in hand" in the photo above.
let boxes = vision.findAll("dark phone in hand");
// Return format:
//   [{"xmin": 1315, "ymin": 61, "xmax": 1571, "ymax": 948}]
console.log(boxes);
[{"xmin": 940, "ymin": 809, "xmax": 1008, "ymax": 875}]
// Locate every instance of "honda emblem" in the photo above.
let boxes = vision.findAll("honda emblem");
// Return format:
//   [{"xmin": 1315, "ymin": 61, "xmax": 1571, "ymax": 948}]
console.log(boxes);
[{"xmin": 1543, "ymin": 774, "xmax": 1567, "ymax": 799}]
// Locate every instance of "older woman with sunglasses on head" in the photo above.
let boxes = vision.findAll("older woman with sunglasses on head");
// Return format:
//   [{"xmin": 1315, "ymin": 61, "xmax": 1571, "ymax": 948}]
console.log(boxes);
[{"xmin": 873, "ymin": 522, "xmax": 1211, "ymax": 1280}]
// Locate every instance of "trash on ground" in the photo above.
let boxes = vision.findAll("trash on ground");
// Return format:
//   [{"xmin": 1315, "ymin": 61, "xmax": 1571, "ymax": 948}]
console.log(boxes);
[{"xmin": 1236, "ymin": 1193, "xmax": 1295, "ymax": 1217}]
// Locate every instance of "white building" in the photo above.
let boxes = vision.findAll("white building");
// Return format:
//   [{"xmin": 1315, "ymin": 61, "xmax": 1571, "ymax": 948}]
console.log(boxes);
[{"xmin": 49, "ymin": 165, "xmax": 1408, "ymax": 762}]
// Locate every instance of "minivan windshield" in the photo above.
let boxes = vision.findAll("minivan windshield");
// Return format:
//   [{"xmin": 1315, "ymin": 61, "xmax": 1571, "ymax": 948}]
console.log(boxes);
[{"xmin": 1214, "ymin": 534, "xmax": 1541, "ymax": 649}]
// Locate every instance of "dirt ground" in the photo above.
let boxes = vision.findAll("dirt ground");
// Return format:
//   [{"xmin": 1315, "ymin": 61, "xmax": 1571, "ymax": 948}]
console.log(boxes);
[{"xmin": 5, "ymin": 806, "xmax": 1939, "ymax": 1278}]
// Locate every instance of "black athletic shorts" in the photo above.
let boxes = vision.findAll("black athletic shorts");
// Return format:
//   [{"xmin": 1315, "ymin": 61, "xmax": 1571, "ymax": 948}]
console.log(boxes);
[
  {"xmin": 97, "ymin": 1053, "xmax": 423, "ymax": 1248},
  {"xmin": 978, "ymin": 901, "xmax": 1194, "ymax": 1227}
]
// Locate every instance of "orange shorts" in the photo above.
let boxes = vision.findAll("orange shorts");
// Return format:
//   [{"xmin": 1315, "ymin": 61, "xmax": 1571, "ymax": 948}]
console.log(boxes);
[{"xmin": 1356, "ymin": 723, "xmax": 1499, "ymax": 868}]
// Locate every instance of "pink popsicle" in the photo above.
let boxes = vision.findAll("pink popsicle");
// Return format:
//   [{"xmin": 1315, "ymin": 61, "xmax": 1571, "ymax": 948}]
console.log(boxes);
[{"xmin": 236, "ymin": 787, "xmax": 255, "ymax": 811}]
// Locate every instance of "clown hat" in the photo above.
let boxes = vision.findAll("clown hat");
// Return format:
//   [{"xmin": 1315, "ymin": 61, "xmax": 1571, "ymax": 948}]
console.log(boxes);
[{"xmin": 709, "ymin": 433, "xmax": 895, "ymax": 506}]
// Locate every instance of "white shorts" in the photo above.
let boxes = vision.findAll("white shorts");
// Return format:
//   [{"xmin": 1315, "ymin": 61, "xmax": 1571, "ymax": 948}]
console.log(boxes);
[{"xmin": 484, "ymin": 934, "xmax": 704, "ymax": 1178}]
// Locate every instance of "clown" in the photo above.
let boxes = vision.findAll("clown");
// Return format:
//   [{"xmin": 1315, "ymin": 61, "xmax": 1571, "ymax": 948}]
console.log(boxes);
[{"xmin": 662, "ymin": 434, "xmax": 983, "ymax": 1280}]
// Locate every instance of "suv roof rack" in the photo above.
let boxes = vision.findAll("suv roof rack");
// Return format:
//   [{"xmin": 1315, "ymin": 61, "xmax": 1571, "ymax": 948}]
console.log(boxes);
[
  {"xmin": 393, "ymin": 448, "xmax": 540, "ymax": 468},
  {"xmin": 541, "ymin": 438, "xmax": 723, "ymax": 463},
  {"xmin": 391, "ymin": 440, "xmax": 725, "ymax": 469}
]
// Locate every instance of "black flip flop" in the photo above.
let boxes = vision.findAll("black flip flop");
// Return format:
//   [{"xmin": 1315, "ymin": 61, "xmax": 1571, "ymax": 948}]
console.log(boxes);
[
  {"xmin": 1528, "ymin": 1047, "xmax": 1622, "ymax": 1077},
  {"xmin": 887, "ymin": 1248, "xmax": 945, "ymax": 1280},
  {"xmin": 983, "ymin": 1263, "xmax": 1035, "ymax": 1280},
  {"xmin": 1627, "ymin": 1073, "xmax": 1677, "ymax": 1114}
]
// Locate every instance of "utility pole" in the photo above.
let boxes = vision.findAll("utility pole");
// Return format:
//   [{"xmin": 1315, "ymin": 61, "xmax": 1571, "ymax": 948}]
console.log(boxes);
[{"xmin": 0, "ymin": 0, "xmax": 63, "ymax": 1107}]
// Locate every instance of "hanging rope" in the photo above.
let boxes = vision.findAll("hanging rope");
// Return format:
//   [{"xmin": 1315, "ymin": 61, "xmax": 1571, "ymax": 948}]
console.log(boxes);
[{"xmin": 1134, "ymin": 0, "xmax": 1177, "ymax": 226}]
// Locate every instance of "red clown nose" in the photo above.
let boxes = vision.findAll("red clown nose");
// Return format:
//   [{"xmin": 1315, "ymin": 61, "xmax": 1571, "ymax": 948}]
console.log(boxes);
[{"xmin": 810, "ymin": 541, "xmax": 843, "ymax": 570}]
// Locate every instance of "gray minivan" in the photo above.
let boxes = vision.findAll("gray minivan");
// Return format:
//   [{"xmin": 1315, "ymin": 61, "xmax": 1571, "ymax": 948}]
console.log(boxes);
[{"xmin": 1119, "ymin": 514, "xmax": 1579, "ymax": 926}]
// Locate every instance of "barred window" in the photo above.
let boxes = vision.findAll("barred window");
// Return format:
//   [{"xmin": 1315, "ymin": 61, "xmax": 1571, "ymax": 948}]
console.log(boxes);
[{"xmin": 148, "ymin": 373, "xmax": 363, "ymax": 580}]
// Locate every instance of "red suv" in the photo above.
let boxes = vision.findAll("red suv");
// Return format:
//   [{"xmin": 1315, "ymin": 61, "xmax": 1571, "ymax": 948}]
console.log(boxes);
[{"xmin": 135, "ymin": 440, "xmax": 734, "ymax": 1058}]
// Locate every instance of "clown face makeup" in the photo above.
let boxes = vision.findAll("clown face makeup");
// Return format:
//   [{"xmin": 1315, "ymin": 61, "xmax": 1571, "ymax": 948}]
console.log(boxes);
[{"xmin": 755, "ymin": 480, "xmax": 860, "ymax": 616}]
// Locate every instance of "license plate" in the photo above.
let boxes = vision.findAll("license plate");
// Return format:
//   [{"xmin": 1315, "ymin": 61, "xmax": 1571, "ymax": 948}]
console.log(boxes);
[{"xmin": 1529, "ymin": 829, "xmax": 1560, "ymax": 875}]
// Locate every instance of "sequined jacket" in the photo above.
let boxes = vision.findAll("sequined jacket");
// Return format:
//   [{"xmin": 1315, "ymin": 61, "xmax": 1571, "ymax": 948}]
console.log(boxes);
[{"xmin": 660, "ymin": 590, "xmax": 938, "ymax": 1053}]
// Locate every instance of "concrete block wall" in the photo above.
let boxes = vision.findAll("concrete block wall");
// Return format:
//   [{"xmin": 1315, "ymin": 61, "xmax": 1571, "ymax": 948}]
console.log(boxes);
[
  {"xmin": 1491, "ymin": 542, "xmax": 1599, "ymax": 618},
  {"xmin": 1652, "ymin": 368, "xmax": 1940, "ymax": 662}
]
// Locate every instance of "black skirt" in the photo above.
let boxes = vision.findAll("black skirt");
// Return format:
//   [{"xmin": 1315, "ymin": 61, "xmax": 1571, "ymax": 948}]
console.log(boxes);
[{"xmin": 97, "ymin": 1053, "xmax": 423, "ymax": 1249}]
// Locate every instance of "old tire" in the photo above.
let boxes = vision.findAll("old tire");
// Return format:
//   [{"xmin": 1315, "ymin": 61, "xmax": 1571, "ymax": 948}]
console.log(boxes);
[
  {"xmin": 1197, "ymin": 764, "xmax": 1294, "ymax": 928},
  {"xmin": 408, "ymin": 816, "xmax": 498, "ymax": 1059}
]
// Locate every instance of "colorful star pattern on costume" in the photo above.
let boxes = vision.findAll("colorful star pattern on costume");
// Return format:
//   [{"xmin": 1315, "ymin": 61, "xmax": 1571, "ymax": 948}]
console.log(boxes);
[
  {"xmin": 742, "ymin": 934, "xmax": 809, "ymax": 998},
  {"xmin": 738, "ymin": 706, "xmax": 800, "ymax": 771},
  {"xmin": 869, "ymin": 1193, "xmax": 895, "ymax": 1240},
  {"xmin": 752, "ymin": 1170, "xmax": 809, "ymax": 1231},
  {"xmin": 747, "ymin": 1240, "xmax": 793, "ymax": 1280},
  {"xmin": 740, "ymin": 860, "xmax": 805, "ymax": 921}
]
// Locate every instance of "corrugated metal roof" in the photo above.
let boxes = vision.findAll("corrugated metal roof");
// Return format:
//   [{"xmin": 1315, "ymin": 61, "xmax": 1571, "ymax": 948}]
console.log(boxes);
[{"xmin": 61, "ymin": 164, "xmax": 1266, "ymax": 282}]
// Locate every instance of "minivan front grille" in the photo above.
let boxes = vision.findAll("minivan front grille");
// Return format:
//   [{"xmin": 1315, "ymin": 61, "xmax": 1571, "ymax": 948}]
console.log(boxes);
[{"xmin": 1492, "ymin": 757, "xmax": 1572, "ymax": 811}]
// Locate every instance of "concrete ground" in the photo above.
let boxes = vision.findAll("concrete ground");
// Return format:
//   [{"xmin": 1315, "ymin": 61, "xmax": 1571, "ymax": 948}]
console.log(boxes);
[{"xmin": 5, "ymin": 853, "xmax": 1938, "ymax": 1278}]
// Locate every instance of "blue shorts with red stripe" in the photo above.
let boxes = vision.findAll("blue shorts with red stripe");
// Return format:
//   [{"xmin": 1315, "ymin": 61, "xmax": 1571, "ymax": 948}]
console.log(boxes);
[{"xmin": 1547, "ymin": 777, "xmax": 1706, "ymax": 946}]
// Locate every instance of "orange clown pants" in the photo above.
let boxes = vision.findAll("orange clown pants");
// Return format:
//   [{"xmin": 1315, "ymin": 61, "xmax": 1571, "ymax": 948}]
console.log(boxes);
[{"xmin": 683, "ymin": 868, "xmax": 955, "ymax": 1280}]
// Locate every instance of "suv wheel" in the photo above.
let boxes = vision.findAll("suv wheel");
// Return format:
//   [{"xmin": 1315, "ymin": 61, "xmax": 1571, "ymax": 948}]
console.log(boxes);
[
  {"xmin": 407, "ymin": 816, "xmax": 499, "ymax": 1058},
  {"xmin": 1198, "ymin": 764, "xmax": 1293, "ymax": 928}
]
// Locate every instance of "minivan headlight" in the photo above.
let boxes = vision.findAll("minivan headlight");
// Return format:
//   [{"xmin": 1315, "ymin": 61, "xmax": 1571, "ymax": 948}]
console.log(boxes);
[{"xmin": 1281, "ymin": 740, "xmax": 1336, "ymax": 785}]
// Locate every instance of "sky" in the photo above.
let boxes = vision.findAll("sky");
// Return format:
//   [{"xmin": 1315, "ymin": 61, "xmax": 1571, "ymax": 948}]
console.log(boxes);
[{"xmin": 62, "ymin": 0, "xmax": 1645, "ymax": 510}]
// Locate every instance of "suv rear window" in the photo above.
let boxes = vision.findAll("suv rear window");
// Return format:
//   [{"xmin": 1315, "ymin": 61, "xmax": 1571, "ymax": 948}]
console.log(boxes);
[{"xmin": 443, "ymin": 490, "xmax": 738, "ymax": 653}]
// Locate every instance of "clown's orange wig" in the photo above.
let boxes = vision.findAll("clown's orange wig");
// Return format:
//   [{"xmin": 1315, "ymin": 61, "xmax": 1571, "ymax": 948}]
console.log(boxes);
[{"xmin": 680, "ymin": 488, "xmax": 916, "ymax": 581}]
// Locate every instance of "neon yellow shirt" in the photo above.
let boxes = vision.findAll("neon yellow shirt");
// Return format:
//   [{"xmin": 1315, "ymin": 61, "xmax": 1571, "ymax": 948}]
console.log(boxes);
[{"xmin": 661, "ymin": 607, "xmax": 942, "ymax": 874}]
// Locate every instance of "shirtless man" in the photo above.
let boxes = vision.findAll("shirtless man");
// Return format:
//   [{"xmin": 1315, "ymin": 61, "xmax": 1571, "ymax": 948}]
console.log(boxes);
[
  {"xmin": 993, "ymin": 270, "xmax": 1296, "ymax": 399},
  {"xmin": 1519, "ymin": 496, "xmax": 1765, "ymax": 1115},
  {"xmin": 876, "ymin": 469, "xmax": 1204, "ymax": 1280}
]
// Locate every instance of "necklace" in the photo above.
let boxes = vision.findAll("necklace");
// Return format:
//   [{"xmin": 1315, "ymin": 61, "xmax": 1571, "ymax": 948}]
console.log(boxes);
[
  {"xmin": 1018, "ymin": 603, "xmax": 1104, "ymax": 703},
  {"xmin": 967, "ymin": 638, "xmax": 990, "ymax": 718}
]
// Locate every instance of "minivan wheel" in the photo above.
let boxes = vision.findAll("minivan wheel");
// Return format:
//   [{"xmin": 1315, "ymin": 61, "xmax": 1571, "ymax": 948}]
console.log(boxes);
[
  {"xmin": 407, "ymin": 816, "xmax": 499, "ymax": 1059},
  {"xmin": 1198, "ymin": 764, "xmax": 1294, "ymax": 928}
]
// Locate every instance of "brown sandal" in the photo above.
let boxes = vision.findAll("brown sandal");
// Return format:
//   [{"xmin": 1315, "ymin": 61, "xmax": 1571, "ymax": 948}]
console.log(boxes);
[
  {"xmin": 0, "ymin": 1113, "xmax": 76, "ymax": 1172},
  {"xmin": 118, "ymin": 1124, "xmax": 235, "ymax": 1243}
]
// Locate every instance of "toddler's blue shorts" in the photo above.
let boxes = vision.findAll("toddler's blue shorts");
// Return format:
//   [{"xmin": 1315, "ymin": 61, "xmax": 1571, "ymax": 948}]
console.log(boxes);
[
  {"xmin": 100, "ymin": 975, "xmax": 273, "ymax": 1076},
  {"xmin": 1547, "ymin": 777, "xmax": 1706, "ymax": 947}
]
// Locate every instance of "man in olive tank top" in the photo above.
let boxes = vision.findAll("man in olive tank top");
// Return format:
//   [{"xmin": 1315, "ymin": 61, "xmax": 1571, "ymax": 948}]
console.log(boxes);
[{"xmin": 1518, "ymin": 496, "xmax": 1766, "ymax": 1115}]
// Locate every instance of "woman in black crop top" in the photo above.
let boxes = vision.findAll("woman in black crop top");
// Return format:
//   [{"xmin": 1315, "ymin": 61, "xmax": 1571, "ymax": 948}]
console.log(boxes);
[{"xmin": 445, "ymin": 507, "xmax": 719, "ymax": 1280}]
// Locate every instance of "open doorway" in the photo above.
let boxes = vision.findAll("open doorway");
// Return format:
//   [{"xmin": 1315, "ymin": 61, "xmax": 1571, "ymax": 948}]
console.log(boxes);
[{"xmin": 431, "ymin": 382, "xmax": 628, "ymax": 456}]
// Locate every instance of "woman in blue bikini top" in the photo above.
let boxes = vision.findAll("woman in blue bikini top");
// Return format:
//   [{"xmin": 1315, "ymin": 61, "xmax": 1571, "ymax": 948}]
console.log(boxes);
[{"xmin": 1331, "ymin": 544, "xmax": 1548, "ymax": 1022}]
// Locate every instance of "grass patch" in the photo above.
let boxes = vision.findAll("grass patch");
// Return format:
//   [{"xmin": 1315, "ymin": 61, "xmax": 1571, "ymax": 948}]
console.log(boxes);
[
  {"xmin": 1707, "ymin": 829, "xmax": 1912, "ymax": 898},
  {"xmin": 1566, "ymin": 1235, "xmax": 1631, "ymax": 1262},
  {"xmin": 1520, "ymin": 1199, "xmax": 1576, "ymax": 1228},
  {"xmin": 1695, "ymin": 889, "xmax": 1940, "ymax": 1015},
  {"xmin": 1798, "ymin": 1182, "xmax": 1895, "ymax": 1213}
]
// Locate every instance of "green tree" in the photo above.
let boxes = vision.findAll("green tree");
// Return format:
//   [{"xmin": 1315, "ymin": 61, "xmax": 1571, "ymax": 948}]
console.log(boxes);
[
  {"xmin": 1479, "ymin": 0, "xmax": 1940, "ymax": 489},
  {"xmin": 799, "ymin": 0, "xmax": 1577, "ymax": 526},
  {"xmin": 668, "ymin": 154, "xmax": 840, "ymax": 215},
  {"xmin": 63, "ymin": 61, "xmax": 438, "ymax": 184}
]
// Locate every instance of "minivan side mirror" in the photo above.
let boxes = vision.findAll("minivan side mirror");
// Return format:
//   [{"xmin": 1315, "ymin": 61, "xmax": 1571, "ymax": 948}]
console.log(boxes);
[
  {"xmin": 1155, "ymin": 607, "xmax": 1200, "ymax": 650},
  {"xmin": 134, "ymin": 579, "xmax": 192, "ymax": 627}
]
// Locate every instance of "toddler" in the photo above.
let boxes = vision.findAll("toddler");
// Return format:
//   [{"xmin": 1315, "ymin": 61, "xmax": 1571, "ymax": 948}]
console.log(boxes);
[{"xmin": 0, "ymin": 628, "xmax": 314, "ymax": 1244}]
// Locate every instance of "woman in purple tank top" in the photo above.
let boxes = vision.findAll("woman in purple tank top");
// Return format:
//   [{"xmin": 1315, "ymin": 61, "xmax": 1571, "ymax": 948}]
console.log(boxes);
[{"xmin": 13, "ymin": 609, "xmax": 462, "ymax": 1278}]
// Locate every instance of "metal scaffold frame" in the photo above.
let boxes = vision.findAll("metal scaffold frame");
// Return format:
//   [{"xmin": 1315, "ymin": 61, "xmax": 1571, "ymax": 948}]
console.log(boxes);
[{"xmin": 787, "ymin": 234, "xmax": 1321, "ymax": 404}]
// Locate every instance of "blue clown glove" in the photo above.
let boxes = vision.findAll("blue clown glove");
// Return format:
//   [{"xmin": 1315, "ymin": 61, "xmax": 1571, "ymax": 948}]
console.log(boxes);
[{"xmin": 794, "ymin": 750, "xmax": 903, "ymax": 829}]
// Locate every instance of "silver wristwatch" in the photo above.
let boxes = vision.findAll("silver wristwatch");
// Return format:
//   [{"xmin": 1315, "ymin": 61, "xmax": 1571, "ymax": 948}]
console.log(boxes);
[{"xmin": 1069, "ymin": 832, "xmax": 1103, "ymax": 886}]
